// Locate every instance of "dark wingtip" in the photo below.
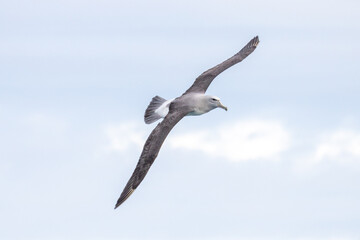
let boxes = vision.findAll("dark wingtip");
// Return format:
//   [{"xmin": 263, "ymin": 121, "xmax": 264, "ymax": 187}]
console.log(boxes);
[
  {"xmin": 114, "ymin": 200, "xmax": 122, "ymax": 210},
  {"xmin": 251, "ymin": 36, "xmax": 260, "ymax": 47},
  {"xmin": 114, "ymin": 187, "xmax": 135, "ymax": 210},
  {"xmin": 114, "ymin": 200, "xmax": 120, "ymax": 209}
]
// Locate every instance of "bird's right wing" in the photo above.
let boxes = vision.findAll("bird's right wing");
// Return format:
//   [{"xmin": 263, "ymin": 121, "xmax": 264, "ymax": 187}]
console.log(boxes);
[
  {"xmin": 184, "ymin": 36, "xmax": 259, "ymax": 94},
  {"xmin": 114, "ymin": 104, "xmax": 187, "ymax": 208}
]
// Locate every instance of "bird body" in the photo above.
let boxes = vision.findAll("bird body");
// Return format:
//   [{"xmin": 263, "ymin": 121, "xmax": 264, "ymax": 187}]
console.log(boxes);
[
  {"xmin": 115, "ymin": 36, "xmax": 260, "ymax": 208},
  {"xmin": 148, "ymin": 94, "xmax": 226, "ymax": 123}
]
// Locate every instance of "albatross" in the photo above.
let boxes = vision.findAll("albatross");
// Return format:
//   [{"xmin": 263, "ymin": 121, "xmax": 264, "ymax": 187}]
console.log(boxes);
[{"xmin": 115, "ymin": 36, "xmax": 260, "ymax": 208}]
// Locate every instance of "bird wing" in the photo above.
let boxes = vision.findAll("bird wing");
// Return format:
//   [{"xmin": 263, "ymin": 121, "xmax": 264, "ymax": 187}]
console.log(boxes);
[
  {"xmin": 115, "ymin": 103, "xmax": 187, "ymax": 208},
  {"xmin": 184, "ymin": 36, "xmax": 260, "ymax": 94}
]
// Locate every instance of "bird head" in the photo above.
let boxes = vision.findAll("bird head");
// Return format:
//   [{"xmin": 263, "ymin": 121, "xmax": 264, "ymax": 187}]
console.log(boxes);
[{"xmin": 207, "ymin": 96, "xmax": 228, "ymax": 111}]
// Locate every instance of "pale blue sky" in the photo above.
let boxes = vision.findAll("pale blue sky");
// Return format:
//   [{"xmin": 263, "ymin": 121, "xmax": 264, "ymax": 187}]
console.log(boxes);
[{"xmin": 1, "ymin": 1, "xmax": 360, "ymax": 240}]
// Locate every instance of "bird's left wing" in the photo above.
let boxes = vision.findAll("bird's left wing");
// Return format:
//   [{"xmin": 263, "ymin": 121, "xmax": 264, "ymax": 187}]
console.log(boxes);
[
  {"xmin": 115, "ymin": 104, "xmax": 187, "ymax": 208},
  {"xmin": 184, "ymin": 36, "xmax": 259, "ymax": 94}
]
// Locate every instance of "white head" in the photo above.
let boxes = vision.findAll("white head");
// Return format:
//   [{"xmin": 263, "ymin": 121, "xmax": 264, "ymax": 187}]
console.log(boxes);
[{"xmin": 206, "ymin": 95, "xmax": 228, "ymax": 111}]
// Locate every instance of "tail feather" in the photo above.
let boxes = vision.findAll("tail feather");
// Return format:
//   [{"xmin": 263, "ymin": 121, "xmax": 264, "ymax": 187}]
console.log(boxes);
[{"xmin": 144, "ymin": 96, "xmax": 167, "ymax": 124}]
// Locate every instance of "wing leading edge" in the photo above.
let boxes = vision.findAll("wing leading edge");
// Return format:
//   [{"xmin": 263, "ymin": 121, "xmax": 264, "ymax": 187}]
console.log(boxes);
[
  {"xmin": 184, "ymin": 36, "xmax": 259, "ymax": 94},
  {"xmin": 115, "ymin": 106, "xmax": 187, "ymax": 208}
]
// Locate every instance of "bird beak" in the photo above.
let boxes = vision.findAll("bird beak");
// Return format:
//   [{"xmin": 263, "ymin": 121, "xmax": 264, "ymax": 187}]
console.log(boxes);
[{"xmin": 218, "ymin": 101, "xmax": 228, "ymax": 111}]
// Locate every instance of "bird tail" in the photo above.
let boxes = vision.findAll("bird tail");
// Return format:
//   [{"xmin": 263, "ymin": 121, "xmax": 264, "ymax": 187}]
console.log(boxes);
[{"xmin": 144, "ymin": 95, "xmax": 167, "ymax": 124}]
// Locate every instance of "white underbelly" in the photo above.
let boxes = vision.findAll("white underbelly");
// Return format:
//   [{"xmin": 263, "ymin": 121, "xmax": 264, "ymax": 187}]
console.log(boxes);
[{"xmin": 186, "ymin": 108, "xmax": 206, "ymax": 116}]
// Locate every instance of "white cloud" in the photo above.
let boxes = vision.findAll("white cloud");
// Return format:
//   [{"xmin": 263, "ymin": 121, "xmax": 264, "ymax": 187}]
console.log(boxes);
[
  {"xmin": 169, "ymin": 119, "xmax": 290, "ymax": 162},
  {"xmin": 102, "ymin": 120, "xmax": 360, "ymax": 167},
  {"xmin": 313, "ymin": 129, "xmax": 360, "ymax": 163},
  {"xmin": 293, "ymin": 128, "xmax": 360, "ymax": 172},
  {"xmin": 103, "ymin": 122, "xmax": 146, "ymax": 153}
]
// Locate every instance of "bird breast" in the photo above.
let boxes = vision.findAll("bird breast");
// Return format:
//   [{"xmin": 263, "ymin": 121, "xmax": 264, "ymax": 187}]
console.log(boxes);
[{"xmin": 182, "ymin": 93, "xmax": 213, "ymax": 116}]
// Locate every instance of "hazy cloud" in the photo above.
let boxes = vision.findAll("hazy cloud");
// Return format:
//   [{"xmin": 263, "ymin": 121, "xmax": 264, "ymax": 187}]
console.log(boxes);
[
  {"xmin": 103, "ymin": 122, "xmax": 146, "ymax": 153},
  {"xmin": 313, "ymin": 129, "xmax": 360, "ymax": 163},
  {"xmin": 169, "ymin": 119, "xmax": 291, "ymax": 162}
]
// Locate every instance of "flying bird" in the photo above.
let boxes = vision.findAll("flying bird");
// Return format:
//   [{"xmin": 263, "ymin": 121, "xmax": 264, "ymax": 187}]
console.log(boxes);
[{"xmin": 115, "ymin": 36, "xmax": 260, "ymax": 208}]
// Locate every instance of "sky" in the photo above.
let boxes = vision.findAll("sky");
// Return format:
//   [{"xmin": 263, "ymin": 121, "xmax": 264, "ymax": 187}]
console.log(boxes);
[{"xmin": 1, "ymin": 0, "xmax": 360, "ymax": 239}]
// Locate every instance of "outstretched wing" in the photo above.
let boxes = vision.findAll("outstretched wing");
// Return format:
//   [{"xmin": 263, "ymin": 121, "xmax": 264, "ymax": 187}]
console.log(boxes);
[
  {"xmin": 114, "ymin": 104, "xmax": 187, "ymax": 208},
  {"xmin": 184, "ymin": 36, "xmax": 260, "ymax": 94}
]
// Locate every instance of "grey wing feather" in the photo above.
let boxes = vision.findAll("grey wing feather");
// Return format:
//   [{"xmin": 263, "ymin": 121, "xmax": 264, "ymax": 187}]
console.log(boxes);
[
  {"xmin": 184, "ymin": 36, "xmax": 260, "ymax": 94},
  {"xmin": 114, "ymin": 104, "xmax": 187, "ymax": 208}
]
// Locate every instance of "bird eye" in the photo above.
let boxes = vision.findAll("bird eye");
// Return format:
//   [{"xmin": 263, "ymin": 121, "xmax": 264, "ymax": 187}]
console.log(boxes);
[{"xmin": 211, "ymin": 98, "xmax": 217, "ymax": 101}]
